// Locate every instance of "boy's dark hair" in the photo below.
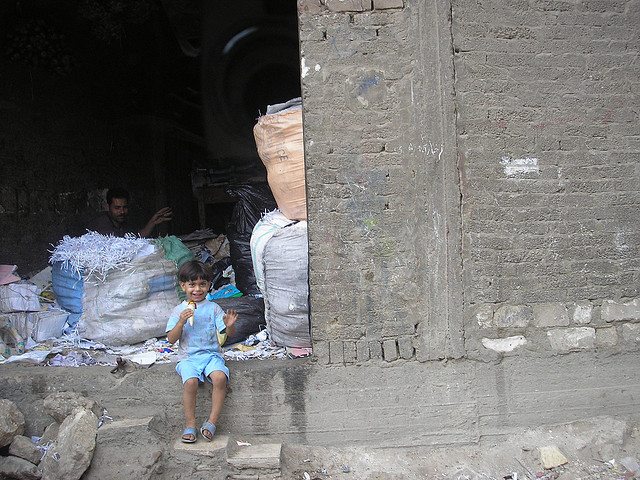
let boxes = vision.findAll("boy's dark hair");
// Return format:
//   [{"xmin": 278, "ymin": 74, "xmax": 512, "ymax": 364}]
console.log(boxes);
[
  {"xmin": 178, "ymin": 260, "xmax": 213, "ymax": 282},
  {"xmin": 106, "ymin": 187, "xmax": 130, "ymax": 205}
]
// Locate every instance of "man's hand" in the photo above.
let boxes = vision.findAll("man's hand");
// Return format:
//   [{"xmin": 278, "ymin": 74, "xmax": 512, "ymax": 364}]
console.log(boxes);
[
  {"xmin": 139, "ymin": 207, "xmax": 173, "ymax": 237},
  {"xmin": 149, "ymin": 207, "xmax": 173, "ymax": 226}
]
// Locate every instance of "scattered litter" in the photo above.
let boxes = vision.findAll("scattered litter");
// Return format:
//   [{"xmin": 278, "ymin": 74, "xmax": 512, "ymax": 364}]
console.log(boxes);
[
  {"xmin": 236, "ymin": 440, "xmax": 252, "ymax": 446},
  {"xmin": 286, "ymin": 346, "xmax": 312, "ymax": 358},
  {"xmin": 1, "ymin": 318, "xmax": 303, "ymax": 365},
  {"xmin": 36, "ymin": 441, "xmax": 53, "ymax": 462},
  {"xmin": 1, "ymin": 349, "xmax": 52, "ymax": 364},
  {"xmin": 125, "ymin": 350, "xmax": 157, "ymax": 366},
  {"xmin": 223, "ymin": 331, "xmax": 287, "ymax": 361},
  {"xmin": 97, "ymin": 409, "xmax": 113, "ymax": 428},
  {"xmin": 341, "ymin": 464, "xmax": 350, "ymax": 473},
  {"xmin": 48, "ymin": 350, "xmax": 97, "ymax": 367},
  {"xmin": 539, "ymin": 446, "xmax": 568, "ymax": 469},
  {"xmin": 303, "ymin": 472, "xmax": 311, "ymax": 480}
]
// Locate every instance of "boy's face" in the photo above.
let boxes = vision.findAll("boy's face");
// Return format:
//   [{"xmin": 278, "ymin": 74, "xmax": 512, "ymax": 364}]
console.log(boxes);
[{"xmin": 180, "ymin": 278, "xmax": 211, "ymax": 303}]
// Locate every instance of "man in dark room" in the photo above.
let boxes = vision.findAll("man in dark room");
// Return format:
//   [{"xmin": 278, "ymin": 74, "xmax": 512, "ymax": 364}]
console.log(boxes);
[{"xmin": 88, "ymin": 187, "xmax": 173, "ymax": 238}]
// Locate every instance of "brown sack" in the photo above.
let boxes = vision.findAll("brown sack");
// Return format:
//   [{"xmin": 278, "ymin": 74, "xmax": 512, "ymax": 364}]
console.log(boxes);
[{"xmin": 253, "ymin": 107, "xmax": 307, "ymax": 220}]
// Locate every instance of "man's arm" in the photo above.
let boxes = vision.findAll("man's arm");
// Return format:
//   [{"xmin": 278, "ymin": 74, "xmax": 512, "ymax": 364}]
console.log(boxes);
[{"xmin": 138, "ymin": 207, "xmax": 173, "ymax": 237}]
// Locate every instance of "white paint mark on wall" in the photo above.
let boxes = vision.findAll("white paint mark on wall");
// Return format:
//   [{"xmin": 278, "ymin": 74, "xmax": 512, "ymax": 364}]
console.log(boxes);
[
  {"xmin": 395, "ymin": 141, "xmax": 444, "ymax": 159},
  {"xmin": 301, "ymin": 57, "xmax": 310, "ymax": 78},
  {"xmin": 500, "ymin": 156, "xmax": 540, "ymax": 177},
  {"xmin": 482, "ymin": 336, "xmax": 527, "ymax": 353}
]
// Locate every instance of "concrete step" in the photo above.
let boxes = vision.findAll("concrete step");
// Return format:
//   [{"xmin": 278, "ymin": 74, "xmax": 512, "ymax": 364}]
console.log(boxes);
[
  {"xmin": 227, "ymin": 443, "xmax": 282, "ymax": 480},
  {"xmin": 172, "ymin": 434, "xmax": 230, "ymax": 457},
  {"xmin": 170, "ymin": 434, "xmax": 230, "ymax": 479}
]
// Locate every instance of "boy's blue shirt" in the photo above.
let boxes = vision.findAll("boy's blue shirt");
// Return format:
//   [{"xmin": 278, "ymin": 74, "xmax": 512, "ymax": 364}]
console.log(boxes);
[{"xmin": 166, "ymin": 299, "xmax": 226, "ymax": 358}]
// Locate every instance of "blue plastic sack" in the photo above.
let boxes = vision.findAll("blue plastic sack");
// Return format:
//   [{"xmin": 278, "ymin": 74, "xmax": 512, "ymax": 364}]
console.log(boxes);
[{"xmin": 51, "ymin": 261, "xmax": 83, "ymax": 330}]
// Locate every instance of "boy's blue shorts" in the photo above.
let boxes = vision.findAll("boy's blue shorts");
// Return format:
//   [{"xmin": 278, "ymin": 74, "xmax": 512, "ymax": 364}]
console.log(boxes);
[{"xmin": 176, "ymin": 353, "xmax": 229, "ymax": 384}]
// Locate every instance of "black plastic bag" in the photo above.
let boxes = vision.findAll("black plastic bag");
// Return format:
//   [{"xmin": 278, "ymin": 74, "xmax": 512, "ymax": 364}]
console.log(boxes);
[
  {"xmin": 211, "ymin": 257, "xmax": 232, "ymax": 290},
  {"xmin": 214, "ymin": 296, "xmax": 266, "ymax": 345},
  {"xmin": 225, "ymin": 184, "xmax": 276, "ymax": 295}
]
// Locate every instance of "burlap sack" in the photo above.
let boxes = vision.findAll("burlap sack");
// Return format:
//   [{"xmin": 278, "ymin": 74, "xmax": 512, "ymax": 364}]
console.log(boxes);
[{"xmin": 253, "ymin": 107, "xmax": 307, "ymax": 220}]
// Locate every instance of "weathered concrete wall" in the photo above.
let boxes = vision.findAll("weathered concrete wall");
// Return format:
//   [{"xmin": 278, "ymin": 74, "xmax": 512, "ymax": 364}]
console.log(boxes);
[{"xmin": 1, "ymin": 352, "xmax": 639, "ymax": 448}]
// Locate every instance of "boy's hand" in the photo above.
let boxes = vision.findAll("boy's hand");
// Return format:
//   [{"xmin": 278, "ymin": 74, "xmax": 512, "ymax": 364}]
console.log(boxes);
[
  {"xmin": 223, "ymin": 309, "xmax": 238, "ymax": 328},
  {"xmin": 179, "ymin": 309, "xmax": 194, "ymax": 324}
]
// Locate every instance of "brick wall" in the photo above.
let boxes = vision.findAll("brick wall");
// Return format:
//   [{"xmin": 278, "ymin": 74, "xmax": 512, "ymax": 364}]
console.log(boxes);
[
  {"xmin": 452, "ymin": 0, "xmax": 640, "ymax": 358},
  {"xmin": 299, "ymin": 0, "xmax": 640, "ymax": 363},
  {"xmin": 299, "ymin": 0, "xmax": 465, "ymax": 363}
]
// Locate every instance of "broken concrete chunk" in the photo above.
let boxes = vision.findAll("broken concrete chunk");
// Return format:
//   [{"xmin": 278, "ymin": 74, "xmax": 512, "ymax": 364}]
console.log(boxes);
[
  {"xmin": 0, "ymin": 455, "xmax": 41, "ymax": 480},
  {"xmin": 40, "ymin": 407, "xmax": 98, "ymax": 480},
  {"xmin": 9, "ymin": 435, "xmax": 42, "ymax": 465},
  {"xmin": 620, "ymin": 456, "xmax": 640, "ymax": 474},
  {"xmin": 39, "ymin": 422, "xmax": 60, "ymax": 445},
  {"xmin": 0, "ymin": 398, "xmax": 25, "ymax": 448},
  {"xmin": 43, "ymin": 391, "xmax": 102, "ymax": 423},
  {"xmin": 539, "ymin": 446, "xmax": 568, "ymax": 469}
]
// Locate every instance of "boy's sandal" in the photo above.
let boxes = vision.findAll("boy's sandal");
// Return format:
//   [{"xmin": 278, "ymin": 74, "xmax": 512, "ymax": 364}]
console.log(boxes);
[
  {"xmin": 181, "ymin": 427, "xmax": 197, "ymax": 443},
  {"xmin": 200, "ymin": 421, "xmax": 216, "ymax": 441}
]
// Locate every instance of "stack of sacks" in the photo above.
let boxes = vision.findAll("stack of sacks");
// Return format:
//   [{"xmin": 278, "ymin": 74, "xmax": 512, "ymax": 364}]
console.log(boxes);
[{"xmin": 252, "ymin": 98, "xmax": 311, "ymax": 348}]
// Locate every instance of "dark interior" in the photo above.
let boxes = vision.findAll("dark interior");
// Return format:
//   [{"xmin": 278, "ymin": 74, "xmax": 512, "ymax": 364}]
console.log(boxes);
[{"xmin": 0, "ymin": 0, "xmax": 301, "ymax": 273}]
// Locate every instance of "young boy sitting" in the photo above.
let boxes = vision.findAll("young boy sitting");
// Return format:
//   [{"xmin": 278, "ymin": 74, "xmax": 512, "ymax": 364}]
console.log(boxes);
[{"xmin": 166, "ymin": 260, "xmax": 238, "ymax": 443}]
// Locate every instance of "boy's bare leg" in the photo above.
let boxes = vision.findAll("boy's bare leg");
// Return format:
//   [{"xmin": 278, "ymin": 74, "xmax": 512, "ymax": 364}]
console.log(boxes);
[
  {"xmin": 202, "ymin": 371, "xmax": 227, "ymax": 439},
  {"xmin": 182, "ymin": 378, "xmax": 198, "ymax": 441}
]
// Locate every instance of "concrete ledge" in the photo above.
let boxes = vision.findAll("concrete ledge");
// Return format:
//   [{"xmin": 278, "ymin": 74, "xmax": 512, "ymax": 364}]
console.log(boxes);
[{"xmin": 1, "ymin": 352, "xmax": 639, "ymax": 448}]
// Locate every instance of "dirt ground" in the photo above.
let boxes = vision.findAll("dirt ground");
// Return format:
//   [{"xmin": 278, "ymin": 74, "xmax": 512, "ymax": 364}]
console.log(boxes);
[{"xmin": 280, "ymin": 416, "xmax": 639, "ymax": 480}]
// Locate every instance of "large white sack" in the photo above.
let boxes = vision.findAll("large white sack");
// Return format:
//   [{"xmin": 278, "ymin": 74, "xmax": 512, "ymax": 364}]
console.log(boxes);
[
  {"xmin": 79, "ymin": 250, "xmax": 178, "ymax": 345},
  {"xmin": 250, "ymin": 210, "xmax": 296, "ymax": 296},
  {"xmin": 262, "ymin": 221, "xmax": 310, "ymax": 348}
]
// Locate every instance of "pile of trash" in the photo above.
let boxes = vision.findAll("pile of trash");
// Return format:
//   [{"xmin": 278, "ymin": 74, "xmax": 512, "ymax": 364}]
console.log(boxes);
[
  {"xmin": 0, "ymin": 265, "xmax": 69, "ymax": 359},
  {"xmin": 0, "ymin": 227, "xmax": 311, "ymax": 367},
  {"xmin": 1, "ymin": 98, "xmax": 314, "ymax": 365},
  {"xmin": 1, "ymin": 328, "xmax": 306, "ymax": 368}
]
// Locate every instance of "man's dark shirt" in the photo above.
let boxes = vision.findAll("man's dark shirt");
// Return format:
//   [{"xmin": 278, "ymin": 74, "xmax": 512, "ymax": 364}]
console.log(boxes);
[{"xmin": 87, "ymin": 212, "xmax": 132, "ymax": 237}]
